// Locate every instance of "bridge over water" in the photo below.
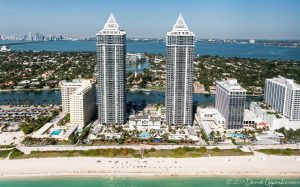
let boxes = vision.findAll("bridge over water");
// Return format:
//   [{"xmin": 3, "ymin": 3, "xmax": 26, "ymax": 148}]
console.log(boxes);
[{"xmin": 0, "ymin": 40, "xmax": 53, "ymax": 46}]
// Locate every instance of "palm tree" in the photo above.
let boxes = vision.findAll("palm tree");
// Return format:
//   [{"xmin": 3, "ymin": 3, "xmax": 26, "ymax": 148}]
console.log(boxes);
[{"xmin": 209, "ymin": 131, "xmax": 215, "ymax": 140}]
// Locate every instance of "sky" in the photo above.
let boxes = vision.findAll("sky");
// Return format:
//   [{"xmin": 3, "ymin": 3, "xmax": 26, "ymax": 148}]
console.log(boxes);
[{"xmin": 1, "ymin": 0, "xmax": 300, "ymax": 39}]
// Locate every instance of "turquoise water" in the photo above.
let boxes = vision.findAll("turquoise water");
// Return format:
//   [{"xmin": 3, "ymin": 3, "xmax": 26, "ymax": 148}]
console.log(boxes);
[
  {"xmin": 1, "ymin": 40, "xmax": 300, "ymax": 61},
  {"xmin": 229, "ymin": 133, "xmax": 248, "ymax": 139},
  {"xmin": 1, "ymin": 177, "xmax": 300, "ymax": 187},
  {"xmin": 139, "ymin": 131, "xmax": 150, "ymax": 139},
  {"xmin": 51, "ymin": 129, "xmax": 63, "ymax": 136}
]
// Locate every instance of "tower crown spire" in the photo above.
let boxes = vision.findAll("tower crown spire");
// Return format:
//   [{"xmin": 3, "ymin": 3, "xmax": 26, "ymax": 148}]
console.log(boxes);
[
  {"xmin": 97, "ymin": 13, "xmax": 125, "ymax": 35},
  {"xmin": 172, "ymin": 13, "xmax": 189, "ymax": 32},
  {"xmin": 103, "ymin": 13, "xmax": 120, "ymax": 31}
]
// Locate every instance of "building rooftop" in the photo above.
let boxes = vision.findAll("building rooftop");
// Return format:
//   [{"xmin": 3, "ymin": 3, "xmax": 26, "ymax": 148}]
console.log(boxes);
[
  {"xmin": 63, "ymin": 125, "xmax": 78, "ymax": 139},
  {"xmin": 72, "ymin": 84, "xmax": 93, "ymax": 95},
  {"xmin": 197, "ymin": 107, "xmax": 219, "ymax": 116},
  {"xmin": 244, "ymin": 109, "xmax": 259, "ymax": 122},
  {"xmin": 134, "ymin": 115, "xmax": 149, "ymax": 120},
  {"xmin": 267, "ymin": 75, "xmax": 300, "ymax": 90},
  {"xmin": 216, "ymin": 79, "xmax": 247, "ymax": 92},
  {"xmin": 60, "ymin": 79, "xmax": 92, "ymax": 87},
  {"xmin": 197, "ymin": 107, "xmax": 217, "ymax": 113},
  {"xmin": 201, "ymin": 120, "xmax": 213, "ymax": 136},
  {"xmin": 32, "ymin": 122, "xmax": 54, "ymax": 138}
]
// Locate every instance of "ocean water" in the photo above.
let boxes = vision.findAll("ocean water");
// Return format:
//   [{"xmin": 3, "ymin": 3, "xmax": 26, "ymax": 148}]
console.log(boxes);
[
  {"xmin": 1, "ymin": 40, "xmax": 300, "ymax": 61},
  {"xmin": 1, "ymin": 177, "xmax": 300, "ymax": 187}
]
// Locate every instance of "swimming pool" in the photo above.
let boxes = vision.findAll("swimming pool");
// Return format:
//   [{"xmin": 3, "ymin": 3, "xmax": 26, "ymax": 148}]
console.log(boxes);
[
  {"xmin": 51, "ymin": 129, "xmax": 63, "ymax": 136},
  {"xmin": 229, "ymin": 133, "xmax": 247, "ymax": 139},
  {"xmin": 139, "ymin": 131, "xmax": 150, "ymax": 139}
]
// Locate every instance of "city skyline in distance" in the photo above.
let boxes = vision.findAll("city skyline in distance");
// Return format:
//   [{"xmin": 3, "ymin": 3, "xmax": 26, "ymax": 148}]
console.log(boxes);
[{"xmin": 1, "ymin": 0, "xmax": 300, "ymax": 40}]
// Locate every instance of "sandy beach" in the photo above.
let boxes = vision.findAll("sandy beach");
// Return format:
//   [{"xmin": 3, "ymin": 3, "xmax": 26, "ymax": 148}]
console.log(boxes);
[{"xmin": 1, "ymin": 154, "xmax": 300, "ymax": 179}]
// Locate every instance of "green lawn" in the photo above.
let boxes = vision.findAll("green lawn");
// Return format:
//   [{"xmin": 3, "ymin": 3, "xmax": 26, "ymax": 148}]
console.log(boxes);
[
  {"xmin": 258, "ymin": 149, "xmax": 300, "ymax": 156},
  {"xmin": 9, "ymin": 147, "xmax": 253, "ymax": 160},
  {"xmin": 0, "ymin": 150, "xmax": 11, "ymax": 159},
  {"xmin": 144, "ymin": 147, "xmax": 252, "ymax": 158},
  {"xmin": 9, "ymin": 148, "xmax": 24, "ymax": 159},
  {"xmin": 0, "ymin": 144, "xmax": 14, "ymax": 149},
  {"xmin": 10, "ymin": 148, "xmax": 140, "ymax": 159}
]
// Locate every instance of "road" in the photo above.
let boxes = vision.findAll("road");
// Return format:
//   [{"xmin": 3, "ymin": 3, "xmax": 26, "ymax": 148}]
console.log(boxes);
[{"xmin": 18, "ymin": 143, "xmax": 299, "ymax": 154}]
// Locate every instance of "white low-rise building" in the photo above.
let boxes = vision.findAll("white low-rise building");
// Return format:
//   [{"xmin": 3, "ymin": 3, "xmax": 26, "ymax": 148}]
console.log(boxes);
[
  {"xmin": 128, "ymin": 115, "xmax": 161, "ymax": 131},
  {"xmin": 250, "ymin": 102, "xmax": 300, "ymax": 130},
  {"xmin": 254, "ymin": 131, "xmax": 284, "ymax": 145},
  {"xmin": 32, "ymin": 122, "xmax": 54, "ymax": 138},
  {"xmin": 63, "ymin": 125, "xmax": 78, "ymax": 140},
  {"xmin": 196, "ymin": 107, "xmax": 260, "ymax": 140},
  {"xmin": 168, "ymin": 127, "xmax": 198, "ymax": 141},
  {"xmin": 168, "ymin": 133, "xmax": 197, "ymax": 141},
  {"xmin": 243, "ymin": 109, "xmax": 260, "ymax": 127},
  {"xmin": 90, "ymin": 132, "xmax": 122, "ymax": 140},
  {"xmin": 201, "ymin": 120, "xmax": 213, "ymax": 139},
  {"xmin": 89, "ymin": 124, "xmax": 123, "ymax": 140},
  {"xmin": 196, "ymin": 107, "xmax": 225, "ymax": 128},
  {"xmin": 196, "ymin": 108, "xmax": 226, "ymax": 141},
  {"xmin": 168, "ymin": 133, "xmax": 188, "ymax": 141}
]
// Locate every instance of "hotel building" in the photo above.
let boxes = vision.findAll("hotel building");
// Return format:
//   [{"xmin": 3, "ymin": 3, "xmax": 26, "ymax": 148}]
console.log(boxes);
[
  {"xmin": 60, "ymin": 79, "xmax": 92, "ymax": 113},
  {"xmin": 69, "ymin": 84, "xmax": 96, "ymax": 129},
  {"xmin": 165, "ymin": 14, "xmax": 195, "ymax": 126},
  {"xmin": 215, "ymin": 79, "xmax": 246, "ymax": 129},
  {"xmin": 264, "ymin": 76, "xmax": 300, "ymax": 121}
]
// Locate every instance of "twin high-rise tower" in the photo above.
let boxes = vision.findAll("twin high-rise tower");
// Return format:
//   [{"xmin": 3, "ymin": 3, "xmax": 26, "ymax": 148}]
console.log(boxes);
[
  {"xmin": 96, "ymin": 13, "xmax": 126, "ymax": 124},
  {"xmin": 166, "ymin": 14, "xmax": 195, "ymax": 126},
  {"xmin": 96, "ymin": 14, "xmax": 195, "ymax": 126}
]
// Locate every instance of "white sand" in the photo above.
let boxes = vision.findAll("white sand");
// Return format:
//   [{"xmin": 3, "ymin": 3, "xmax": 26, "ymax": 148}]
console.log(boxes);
[{"xmin": 1, "ymin": 155, "xmax": 300, "ymax": 178}]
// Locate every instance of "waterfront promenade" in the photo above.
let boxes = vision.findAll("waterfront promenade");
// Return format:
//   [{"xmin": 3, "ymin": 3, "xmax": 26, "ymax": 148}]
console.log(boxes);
[{"xmin": 17, "ymin": 144, "xmax": 299, "ymax": 154}]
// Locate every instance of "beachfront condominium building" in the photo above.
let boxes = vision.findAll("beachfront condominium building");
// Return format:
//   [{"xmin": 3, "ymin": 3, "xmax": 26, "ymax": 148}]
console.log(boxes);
[
  {"xmin": 264, "ymin": 76, "xmax": 300, "ymax": 121},
  {"xmin": 69, "ymin": 83, "xmax": 96, "ymax": 129},
  {"xmin": 60, "ymin": 79, "xmax": 92, "ymax": 113},
  {"xmin": 215, "ymin": 79, "xmax": 246, "ymax": 129},
  {"xmin": 165, "ymin": 14, "xmax": 195, "ymax": 126},
  {"xmin": 96, "ymin": 13, "xmax": 126, "ymax": 125}
]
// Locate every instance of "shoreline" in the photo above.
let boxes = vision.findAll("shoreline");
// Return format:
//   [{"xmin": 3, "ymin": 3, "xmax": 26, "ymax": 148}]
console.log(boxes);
[
  {"xmin": 1, "ymin": 155, "xmax": 300, "ymax": 179},
  {"xmin": 0, "ymin": 87, "xmax": 60, "ymax": 92},
  {"xmin": 1, "ymin": 173, "xmax": 300, "ymax": 180},
  {"xmin": 0, "ymin": 88, "xmax": 262, "ymax": 97}
]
